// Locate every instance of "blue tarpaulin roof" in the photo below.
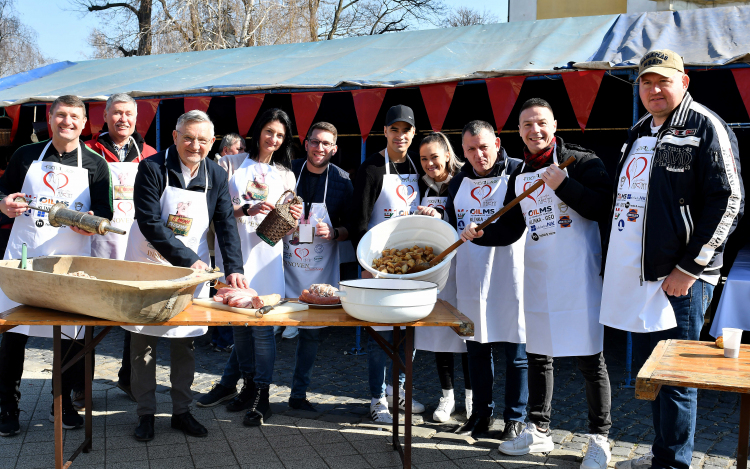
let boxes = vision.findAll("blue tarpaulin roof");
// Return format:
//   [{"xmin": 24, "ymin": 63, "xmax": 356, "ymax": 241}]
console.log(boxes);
[{"xmin": 1, "ymin": 5, "xmax": 749, "ymax": 106}]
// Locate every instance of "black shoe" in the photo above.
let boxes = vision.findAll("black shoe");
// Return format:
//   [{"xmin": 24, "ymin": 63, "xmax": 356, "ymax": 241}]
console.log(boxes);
[
  {"xmin": 288, "ymin": 398, "xmax": 317, "ymax": 412},
  {"xmin": 243, "ymin": 387, "xmax": 272, "ymax": 427},
  {"xmin": 500, "ymin": 420, "xmax": 525, "ymax": 441},
  {"xmin": 116, "ymin": 381, "xmax": 136, "ymax": 402},
  {"xmin": 134, "ymin": 415, "xmax": 155, "ymax": 442},
  {"xmin": 454, "ymin": 414, "xmax": 494, "ymax": 437},
  {"xmin": 226, "ymin": 376, "xmax": 256, "ymax": 412},
  {"xmin": 0, "ymin": 408, "xmax": 20, "ymax": 437},
  {"xmin": 49, "ymin": 403, "xmax": 84, "ymax": 430},
  {"xmin": 196, "ymin": 383, "xmax": 237, "ymax": 408},
  {"xmin": 171, "ymin": 412, "xmax": 208, "ymax": 438}
]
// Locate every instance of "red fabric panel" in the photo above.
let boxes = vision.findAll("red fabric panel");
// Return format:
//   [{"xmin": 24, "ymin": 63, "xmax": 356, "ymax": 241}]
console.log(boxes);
[
  {"xmin": 351, "ymin": 89, "xmax": 386, "ymax": 140},
  {"xmin": 235, "ymin": 94, "xmax": 265, "ymax": 138},
  {"xmin": 485, "ymin": 76, "xmax": 525, "ymax": 131},
  {"xmin": 419, "ymin": 82, "xmax": 457, "ymax": 132},
  {"xmin": 732, "ymin": 69, "xmax": 750, "ymax": 121},
  {"xmin": 5, "ymin": 105, "xmax": 20, "ymax": 142},
  {"xmin": 184, "ymin": 96, "xmax": 212, "ymax": 114},
  {"xmin": 136, "ymin": 99, "xmax": 160, "ymax": 135},
  {"xmin": 561, "ymin": 70, "xmax": 605, "ymax": 132},
  {"xmin": 291, "ymin": 92, "xmax": 323, "ymax": 144},
  {"xmin": 88, "ymin": 102, "xmax": 106, "ymax": 136}
]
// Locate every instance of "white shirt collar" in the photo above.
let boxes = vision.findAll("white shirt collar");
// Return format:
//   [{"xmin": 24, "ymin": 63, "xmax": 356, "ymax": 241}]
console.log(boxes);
[{"xmin": 179, "ymin": 158, "xmax": 199, "ymax": 186}]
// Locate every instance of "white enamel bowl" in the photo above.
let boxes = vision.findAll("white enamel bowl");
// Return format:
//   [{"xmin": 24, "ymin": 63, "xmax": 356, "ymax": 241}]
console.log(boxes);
[
  {"xmin": 356, "ymin": 215, "xmax": 459, "ymax": 290},
  {"xmin": 336, "ymin": 279, "xmax": 438, "ymax": 323}
]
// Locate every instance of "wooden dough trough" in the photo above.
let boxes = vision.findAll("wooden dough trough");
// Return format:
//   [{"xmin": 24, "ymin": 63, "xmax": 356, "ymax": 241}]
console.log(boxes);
[{"xmin": 0, "ymin": 256, "xmax": 223, "ymax": 323}]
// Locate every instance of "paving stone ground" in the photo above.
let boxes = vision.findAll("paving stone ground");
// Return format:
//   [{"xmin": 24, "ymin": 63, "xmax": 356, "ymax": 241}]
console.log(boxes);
[{"xmin": 0, "ymin": 326, "xmax": 746, "ymax": 468}]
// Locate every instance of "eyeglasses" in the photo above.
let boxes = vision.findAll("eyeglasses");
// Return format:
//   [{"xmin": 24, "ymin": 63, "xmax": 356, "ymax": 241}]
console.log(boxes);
[
  {"xmin": 308, "ymin": 139, "xmax": 335, "ymax": 150},
  {"xmin": 176, "ymin": 130, "xmax": 211, "ymax": 147}
]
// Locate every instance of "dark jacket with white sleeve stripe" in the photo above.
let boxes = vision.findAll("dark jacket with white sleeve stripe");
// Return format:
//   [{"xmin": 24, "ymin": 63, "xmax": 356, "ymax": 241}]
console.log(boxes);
[{"xmin": 602, "ymin": 92, "xmax": 745, "ymax": 282}]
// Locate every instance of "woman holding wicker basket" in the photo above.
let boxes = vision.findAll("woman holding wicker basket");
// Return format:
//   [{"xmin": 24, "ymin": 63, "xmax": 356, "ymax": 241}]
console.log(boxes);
[{"xmin": 203, "ymin": 108, "xmax": 302, "ymax": 427}]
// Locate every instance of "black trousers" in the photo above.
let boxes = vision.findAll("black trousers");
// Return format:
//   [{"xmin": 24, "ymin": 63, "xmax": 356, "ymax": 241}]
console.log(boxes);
[
  {"xmin": 435, "ymin": 352, "xmax": 472, "ymax": 391},
  {"xmin": 118, "ymin": 331, "xmax": 132, "ymax": 385},
  {"xmin": 527, "ymin": 351, "xmax": 612, "ymax": 435},
  {"xmin": 0, "ymin": 332, "xmax": 86, "ymax": 409}
]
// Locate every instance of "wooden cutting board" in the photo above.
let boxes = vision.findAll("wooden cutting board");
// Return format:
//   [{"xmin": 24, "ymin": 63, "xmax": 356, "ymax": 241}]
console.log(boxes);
[{"xmin": 192, "ymin": 299, "xmax": 309, "ymax": 316}]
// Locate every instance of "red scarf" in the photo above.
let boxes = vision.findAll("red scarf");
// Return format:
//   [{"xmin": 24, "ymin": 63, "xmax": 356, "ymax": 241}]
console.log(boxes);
[{"xmin": 523, "ymin": 137, "xmax": 556, "ymax": 170}]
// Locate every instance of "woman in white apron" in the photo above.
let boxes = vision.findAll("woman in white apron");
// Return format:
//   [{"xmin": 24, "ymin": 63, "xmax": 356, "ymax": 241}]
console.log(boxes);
[
  {"xmin": 0, "ymin": 136, "xmax": 101, "ymax": 432},
  {"xmin": 207, "ymin": 109, "xmax": 300, "ymax": 427},
  {"xmin": 351, "ymin": 105, "xmax": 426, "ymax": 423},
  {"xmin": 462, "ymin": 106, "xmax": 612, "ymax": 463},
  {"xmin": 412, "ymin": 132, "xmax": 472, "ymax": 423}
]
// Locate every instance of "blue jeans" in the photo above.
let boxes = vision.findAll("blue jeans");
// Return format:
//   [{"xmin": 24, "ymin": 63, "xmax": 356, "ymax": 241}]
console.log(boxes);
[
  {"xmin": 367, "ymin": 330, "xmax": 414, "ymax": 399},
  {"xmin": 633, "ymin": 280, "xmax": 714, "ymax": 469},
  {"xmin": 212, "ymin": 326, "xmax": 234, "ymax": 348},
  {"xmin": 291, "ymin": 329, "xmax": 323, "ymax": 399},
  {"xmin": 219, "ymin": 326, "xmax": 276, "ymax": 389},
  {"xmin": 465, "ymin": 341, "xmax": 528, "ymax": 421}
]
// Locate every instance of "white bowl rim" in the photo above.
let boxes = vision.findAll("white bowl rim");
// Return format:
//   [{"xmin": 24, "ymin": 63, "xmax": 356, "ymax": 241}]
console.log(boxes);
[{"xmin": 339, "ymin": 279, "xmax": 437, "ymax": 291}]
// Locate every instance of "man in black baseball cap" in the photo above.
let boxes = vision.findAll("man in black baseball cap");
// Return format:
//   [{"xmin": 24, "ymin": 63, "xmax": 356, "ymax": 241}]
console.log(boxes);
[{"xmin": 350, "ymin": 105, "xmax": 426, "ymax": 423}]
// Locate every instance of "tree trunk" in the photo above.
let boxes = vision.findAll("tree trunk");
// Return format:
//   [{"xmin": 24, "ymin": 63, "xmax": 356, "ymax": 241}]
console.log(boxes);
[
  {"xmin": 308, "ymin": 0, "xmax": 319, "ymax": 42},
  {"xmin": 137, "ymin": 0, "xmax": 153, "ymax": 55}
]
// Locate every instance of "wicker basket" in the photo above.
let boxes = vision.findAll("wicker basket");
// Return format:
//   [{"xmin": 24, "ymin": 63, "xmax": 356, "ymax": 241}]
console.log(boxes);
[
  {"xmin": 0, "ymin": 116, "xmax": 12, "ymax": 146},
  {"xmin": 257, "ymin": 190, "xmax": 303, "ymax": 247}
]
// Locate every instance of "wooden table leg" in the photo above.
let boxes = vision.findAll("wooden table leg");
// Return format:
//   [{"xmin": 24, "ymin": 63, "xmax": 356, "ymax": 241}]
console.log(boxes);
[
  {"xmin": 53, "ymin": 326, "xmax": 63, "ymax": 469},
  {"xmin": 84, "ymin": 327, "xmax": 93, "ymax": 453},
  {"xmin": 404, "ymin": 327, "xmax": 414, "ymax": 469},
  {"xmin": 392, "ymin": 326, "xmax": 400, "ymax": 451},
  {"xmin": 738, "ymin": 394, "xmax": 750, "ymax": 469}
]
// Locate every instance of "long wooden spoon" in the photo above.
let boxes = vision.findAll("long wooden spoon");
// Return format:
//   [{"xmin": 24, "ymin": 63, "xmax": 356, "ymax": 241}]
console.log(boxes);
[{"xmin": 406, "ymin": 156, "xmax": 575, "ymax": 274}]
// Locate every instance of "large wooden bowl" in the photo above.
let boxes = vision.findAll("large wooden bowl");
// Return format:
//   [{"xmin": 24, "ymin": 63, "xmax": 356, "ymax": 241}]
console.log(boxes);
[{"xmin": 0, "ymin": 256, "xmax": 223, "ymax": 323}]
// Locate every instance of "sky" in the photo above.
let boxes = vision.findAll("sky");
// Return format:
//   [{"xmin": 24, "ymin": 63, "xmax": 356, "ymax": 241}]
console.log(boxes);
[{"xmin": 16, "ymin": 0, "xmax": 509, "ymax": 64}]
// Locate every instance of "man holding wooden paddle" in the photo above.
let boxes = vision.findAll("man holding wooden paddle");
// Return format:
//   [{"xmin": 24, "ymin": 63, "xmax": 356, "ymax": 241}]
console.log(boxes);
[{"xmin": 461, "ymin": 99, "xmax": 613, "ymax": 469}]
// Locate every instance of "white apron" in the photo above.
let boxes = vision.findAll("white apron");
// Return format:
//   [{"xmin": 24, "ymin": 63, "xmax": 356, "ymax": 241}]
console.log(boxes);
[
  {"xmin": 415, "ymin": 190, "xmax": 465, "ymax": 352},
  {"xmin": 517, "ymin": 151, "xmax": 603, "ymax": 357},
  {"xmin": 90, "ymin": 159, "xmax": 138, "ymax": 260},
  {"xmin": 599, "ymin": 136, "xmax": 676, "ymax": 332},
  {"xmin": 2, "ymin": 141, "xmax": 90, "ymax": 338},
  {"xmin": 123, "ymin": 149, "xmax": 210, "ymax": 338},
  {"xmin": 215, "ymin": 157, "xmax": 286, "ymax": 298},
  {"xmin": 454, "ymin": 168, "xmax": 525, "ymax": 344},
  {"xmin": 367, "ymin": 150, "xmax": 420, "ymax": 331},
  {"xmin": 283, "ymin": 166, "xmax": 339, "ymax": 330}
]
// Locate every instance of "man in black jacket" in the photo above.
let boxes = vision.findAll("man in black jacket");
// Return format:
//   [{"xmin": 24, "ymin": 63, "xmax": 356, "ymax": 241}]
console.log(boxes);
[
  {"xmin": 125, "ymin": 110, "xmax": 247, "ymax": 442},
  {"xmin": 462, "ymin": 99, "xmax": 613, "ymax": 469},
  {"xmin": 601, "ymin": 50, "xmax": 744, "ymax": 469}
]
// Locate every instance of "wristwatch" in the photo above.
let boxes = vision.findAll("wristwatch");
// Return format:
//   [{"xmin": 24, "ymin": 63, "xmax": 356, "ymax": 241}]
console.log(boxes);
[{"xmin": 242, "ymin": 204, "xmax": 251, "ymax": 216}]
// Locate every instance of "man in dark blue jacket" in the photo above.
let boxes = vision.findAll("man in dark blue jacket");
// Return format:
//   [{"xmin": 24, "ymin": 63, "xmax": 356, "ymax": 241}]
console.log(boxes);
[
  {"xmin": 125, "ymin": 110, "xmax": 246, "ymax": 442},
  {"xmin": 283, "ymin": 121, "xmax": 352, "ymax": 410},
  {"xmin": 601, "ymin": 50, "xmax": 744, "ymax": 469}
]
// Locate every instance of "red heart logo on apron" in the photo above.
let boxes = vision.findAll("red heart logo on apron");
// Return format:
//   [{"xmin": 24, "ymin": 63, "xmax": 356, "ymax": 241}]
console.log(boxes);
[
  {"xmin": 626, "ymin": 156, "xmax": 648, "ymax": 187},
  {"xmin": 295, "ymin": 248, "xmax": 309, "ymax": 259},
  {"xmin": 43, "ymin": 171, "xmax": 69, "ymax": 195},
  {"xmin": 396, "ymin": 184, "xmax": 416, "ymax": 204},
  {"xmin": 428, "ymin": 203, "xmax": 446, "ymax": 210},
  {"xmin": 470, "ymin": 185, "xmax": 492, "ymax": 205},
  {"xmin": 523, "ymin": 180, "xmax": 545, "ymax": 204},
  {"xmin": 117, "ymin": 201, "xmax": 133, "ymax": 213}
]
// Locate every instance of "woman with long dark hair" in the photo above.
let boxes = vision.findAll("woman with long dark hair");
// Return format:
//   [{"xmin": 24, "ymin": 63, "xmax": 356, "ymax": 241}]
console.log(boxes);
[{"xmin": 198, "ymin": 108, "xmax": 302, "ymax": 427}]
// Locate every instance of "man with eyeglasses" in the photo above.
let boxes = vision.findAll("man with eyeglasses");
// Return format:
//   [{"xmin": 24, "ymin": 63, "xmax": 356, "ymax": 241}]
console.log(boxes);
[
  {"xmin": 123, "ymin": 110, "xmax": 247, "ymax": 442},
  {"xmin": 281, "ymin": 121, "xmax": 353, "ymax": 410}
]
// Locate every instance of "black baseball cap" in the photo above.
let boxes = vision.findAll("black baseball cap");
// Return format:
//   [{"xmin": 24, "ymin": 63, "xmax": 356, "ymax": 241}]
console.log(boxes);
[{"xmin": 385, "ymin": 105, "xmax": 415, "ymax": 127}]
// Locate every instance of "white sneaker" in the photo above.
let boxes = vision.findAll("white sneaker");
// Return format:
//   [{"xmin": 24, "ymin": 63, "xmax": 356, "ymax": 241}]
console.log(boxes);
[
  {"xmin": 497, "ymin": 422, "xmax": 554, "ymax": 456},
  {"xmin": 581, "ymin": 434, "xmax": 611, "ymax": 469},
  {"xmin": 465, "ymin": 396, "xmax": 473, "ymax": 419},
  {"xmin": 282, "ymin": 326, "xmax": 299, "ymax": 339},
  {"xmin": 432, "ymin": 396, "xmax": 455, "ymax": 422},
  {"xmin": 614, "ymin": 452, "xmax": 653, "ymax": 469},
  {"xmin": 370, "ymin": 399, "xmax": 393, "ymax": 424},
  {"xmin": 386, "ymin": 387, "xmax": 425, "ymax": 414}
]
